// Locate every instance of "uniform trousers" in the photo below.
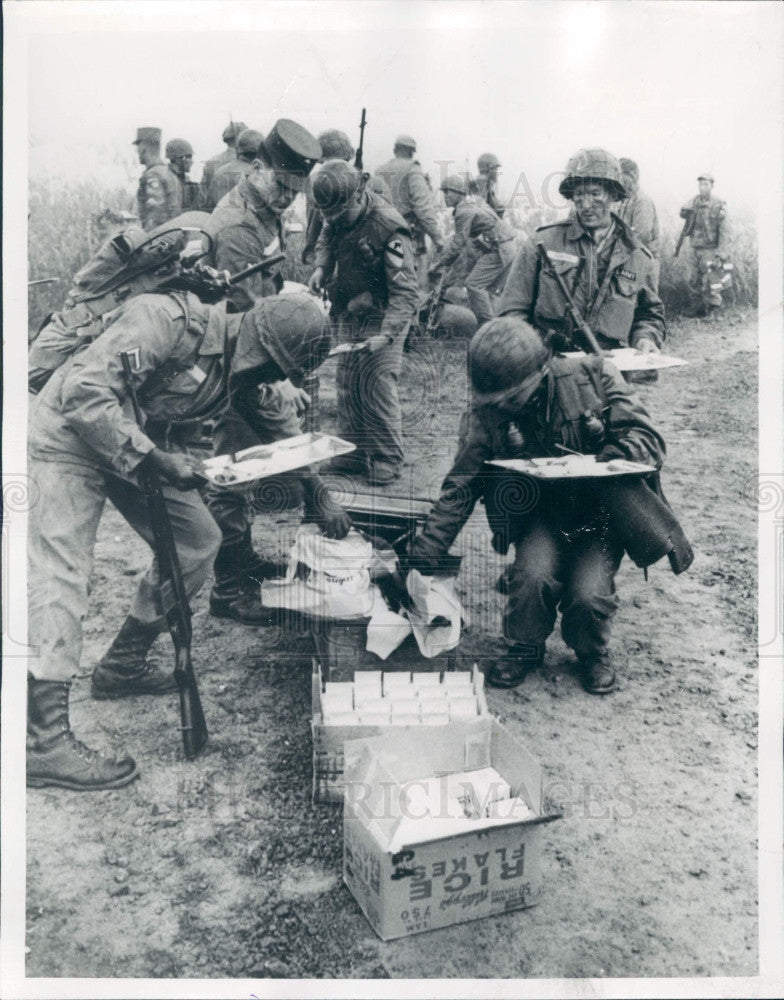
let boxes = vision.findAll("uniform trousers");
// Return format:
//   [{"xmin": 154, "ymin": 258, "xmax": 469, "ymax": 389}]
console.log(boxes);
[{"xmin": 688, "ymin": 247, "xmax": 723, "ymax": 309}]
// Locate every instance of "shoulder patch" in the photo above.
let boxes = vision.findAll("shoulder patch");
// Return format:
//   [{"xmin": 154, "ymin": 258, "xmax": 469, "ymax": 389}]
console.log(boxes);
[
  {"xmin": 618, "ymin": 268, "xmax": 637, "ymax": 281},
  {"xmin": 384, "ymin": 237, "xmax": 405, "ymax": 269}
]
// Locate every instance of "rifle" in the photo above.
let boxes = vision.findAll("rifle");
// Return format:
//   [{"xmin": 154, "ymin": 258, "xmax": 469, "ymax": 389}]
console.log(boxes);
[
  {"xmin": 354, "ymin": 108, "xmax": 367, "ymax": 172},
  {"xmin": 534, "ymin": 242, "xmax": 606, "ymax": 356},
  {"xmin": 28, "ymin": 277, "xmax": 61, "ymax": 287},
  {"xmin": 160, "ymin": 253, "xmax": 287, "ymax": 302},
  {"xmin": 423, "ymin": 271, "xmax": 447, "ymax": 337},
  {"xmin": 120, "ymin": 352, "xmax": 209, "ymax": 760},
  {"xmin": 674, "ymin": 208, "xmax": 695, "ymax": 258}
]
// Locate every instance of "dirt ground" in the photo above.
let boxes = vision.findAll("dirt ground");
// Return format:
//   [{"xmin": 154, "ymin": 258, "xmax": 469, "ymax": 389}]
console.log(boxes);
[{"xmin": 26, "ymin": 309, "xmax": 758, "ymax": 982}]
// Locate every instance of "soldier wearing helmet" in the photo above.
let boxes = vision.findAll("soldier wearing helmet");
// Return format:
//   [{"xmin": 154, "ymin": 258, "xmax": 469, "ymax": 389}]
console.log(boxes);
[
  {"xmin": 307, "ymin": 160, "xmax": 419, "ymax": 485},
  {"xmin": 27, "ymin": 288, "xmax": 348, "ymax": 792},
  {"xmin": 200, "ymin": 120, "xmax": 249, "ymax": 211},
  {"xmin": 374, "ymin": 134, "xmax": 444, "ymax": 289},
  {"xmin": 616, "ymin": 158, "xmax": 660, "ymax": 287},
  {"xmin": 165, "ymin": 139, "xmax": 201, "ymax": 211},
  {"xmin": 132, "ymin": 127, "xmax": 182, "ymax": 230},
  {"xmin": 205, "ymin": 119, "xmax": 323, "ymax": 622},
  {"xmin": 500, "ymin": 148, "xmax": 665, "ymax": 355},
  {"xmin": 680, "ymin": 172, "xmax": 730, "ymax": 315},
  {"xmin": 476, "ymin": 152, "xmax": 505, "ymax": 218},
  {"xmin": 433, "ymin": 173, "xmax": 516, "ymax": 326},
  {"xmin": 409, "ymin": 316, "xmax": 688, "ymax": 695},
  {"xmin": 211, "ymin": 128, "xmax": 265, "ymax": 205}
]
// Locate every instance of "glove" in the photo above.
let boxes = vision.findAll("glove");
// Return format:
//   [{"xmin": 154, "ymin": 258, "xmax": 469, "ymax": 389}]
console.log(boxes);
[{"xmin": 595, "ymin": 443, "xmax": 626, "ymax": 463}]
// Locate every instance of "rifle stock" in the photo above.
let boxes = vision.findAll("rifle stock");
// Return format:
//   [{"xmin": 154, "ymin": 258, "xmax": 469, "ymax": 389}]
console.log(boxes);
[
  {"xmin": 534, "ymin": 242, "xmax": 606, "ymax": 356},
  {"xmin": 120, "ymin": 352, "xmax": 208, "ymax": 759}
]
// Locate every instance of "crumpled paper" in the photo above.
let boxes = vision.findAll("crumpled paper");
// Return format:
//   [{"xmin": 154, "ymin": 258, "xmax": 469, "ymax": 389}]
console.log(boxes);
[{"xmin": 404, "ymin": 569, "xmax": 464, "ymax": 658}]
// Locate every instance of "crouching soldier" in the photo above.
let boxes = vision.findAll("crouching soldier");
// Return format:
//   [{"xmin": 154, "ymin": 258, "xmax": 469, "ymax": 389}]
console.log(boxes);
[
  {"xmin": 27, "ymin": 290, "xmax": 348, "ymax": 791},
  {"xmin": 408, "ymin": 317, "xmax": 691, "ymax": 695}
]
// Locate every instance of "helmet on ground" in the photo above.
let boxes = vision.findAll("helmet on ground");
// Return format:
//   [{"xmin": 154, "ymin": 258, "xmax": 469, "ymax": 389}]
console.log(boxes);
[
  {"xmin": 317, "ymin": 129, "xmax": 354, "ymax": 162},
  {"xmin": 436, "ymin": 303, "xmax": 479, "ymax": 339},
  {"xmin": 222, "ymin": 121, "xmax": 248, "ymax": 144},
  {"xmin": 165, "ymin": 139, "xmax": 193, "ymax": 159},
  {"xmin": 440, "ymin": 173, "xmax": 468, "ymax": 196},
  {"xmin": 312, "ymin": 160, "xmax": 362, "ymax": 214},
  {"xmin": 234, "ymin": 293, "xmax": 332, "ymax": 387},
  {"xmin": 469, "ymin": 317, "xmax": 549, "ymax": 405},
  {"xmin": 236, "ymin": 129, "xmax": 265, "ymax": 158},
  {"xmin": 559, "ymin": 148, "xmax": 626, "ymax": 201},
  {"xmin": 477, "ymin": 152, "xmax": 501, "ymax": 173}
]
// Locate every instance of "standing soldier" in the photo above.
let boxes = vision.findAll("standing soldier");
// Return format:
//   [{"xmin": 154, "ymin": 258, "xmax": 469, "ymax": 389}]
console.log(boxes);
[
  {"xmin": 434, "ymin": 174, "xmax": 516, "ymax": 327},
  {"xmin": 476, "ymin": 152, "xmax": 505, "ymax": 217},
  {"xmin": 375, "ymin": 134, "xmax": 444, "ymax": 289},
  {"xmin": 206, "ymin": 120, "xmax": 324, "ymax": 623},
  {"xmin": 201, "ymin": 120, "xmax": 248, "ymax": 211},
  {"xmin": 500, "ymin": 148, "xmax": 665, "ymax": 354},
  {"xmin": 211, "ymin": 128, "xmax": 265, "ymax": 206},
  {"xmin": 133, "ymin": 127, "xmax": 181, "ymax": 230},
  {"xmin": 680, "ymin": 172, "xmax": 730, "ymax": 316},
  {"xmin": 27, "ymin": 289, "xmax": 346, "ymax": 791},
  {"xmin": 616, "ymin": 158, "xmax": 661, "ymax": 288},
  {"xmin": 307, "ymin": 161, "xmax": 419, "ymax": 486},
  {"xmin": 165, "ymin": 139, "xmax": 201, "ymax": 211}
]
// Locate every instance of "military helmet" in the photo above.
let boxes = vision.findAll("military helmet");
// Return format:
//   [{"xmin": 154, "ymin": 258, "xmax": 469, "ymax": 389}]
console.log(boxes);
[
  {"xmin": 235, "ymin": 293, "xmax": 333, "ymax": 388},
  {"xmin": 312, "ymin": 160, "xmax": 362, "ymax": 214},
  {"xmin": 222, "ymin": 121, "xmax": 248, "ymax": 144},
  {"xmin": 236, "ymin": 128, "xmax": 265, "ymax": 158},
  {"xmin": 618, "ymin": 157, "xmax": 639, "ymax": 181},
  {"xmin": 469, "ymin": 317, "xmax": 549, "ymax": 405},
  {"xmin": 317, "ymin": 129, "xmax": 354, "ymax": 162},
  {"xmin": 477, "ymin": 152, "xmax": 501, "ymax": 173},
  {"xmin": 559, "ymin": 148, "xmax": 627, "ymax": 201},
  {"xmin": 394, "ymin": 134, "xmax": 417, "ymax": 151},
  {"xmin": 440, "ymin": 173, "xmax": 468, "ymax": 196},
  {"xmin": 165, "ymin": 138, "xmax": 193, "ymax": 159}
]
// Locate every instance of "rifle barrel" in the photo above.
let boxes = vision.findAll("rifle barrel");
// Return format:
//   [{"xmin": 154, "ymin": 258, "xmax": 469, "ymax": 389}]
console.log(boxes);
[{"xmin": 228, "ymin": 253, "xmax": 286, "ymax": 285}]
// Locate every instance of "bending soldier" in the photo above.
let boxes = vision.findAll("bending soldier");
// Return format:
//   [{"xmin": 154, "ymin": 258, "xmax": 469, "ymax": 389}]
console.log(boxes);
[{"xmin": 27, "ymin": 290, "xmax": 347, "ymax": 791}]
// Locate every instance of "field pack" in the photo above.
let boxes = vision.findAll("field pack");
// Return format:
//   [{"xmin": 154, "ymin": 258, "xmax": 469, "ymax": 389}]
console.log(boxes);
[{"xmin": 28, "ymin": 212, "xmax": 212, "ymax": 394}]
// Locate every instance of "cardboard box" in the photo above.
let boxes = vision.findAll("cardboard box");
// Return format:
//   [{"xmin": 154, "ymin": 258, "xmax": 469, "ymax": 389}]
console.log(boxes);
[
  {"xmin": 342, "ymin": 717, "xmax": 560, "ymax": 940},
  {"xmin": 311, "ymin": 662, "xmax": 489, "ymax": 803}
]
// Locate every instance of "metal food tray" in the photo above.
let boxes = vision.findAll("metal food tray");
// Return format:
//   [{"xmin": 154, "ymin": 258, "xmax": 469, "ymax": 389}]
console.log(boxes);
[
  {"xmin": 563, "ymin": 348, "xmax": 688, "ymax": 371},
  {"xmin": 489, "ymin": 455, "xmax": 655, "ymax": 480},
  {"xmin": 200, "ymin": 432, "xmax": 356, "ymax": 487}
]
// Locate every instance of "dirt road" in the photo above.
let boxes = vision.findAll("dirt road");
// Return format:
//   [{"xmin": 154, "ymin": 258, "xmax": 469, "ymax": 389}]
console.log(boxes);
[{"xmin": 26, "ymin": 310, "xmax": 758, "ymax": 980}]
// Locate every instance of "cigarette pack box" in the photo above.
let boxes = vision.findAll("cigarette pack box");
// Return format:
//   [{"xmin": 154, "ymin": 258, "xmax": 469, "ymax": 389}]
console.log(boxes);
[{"xmin": 343, "ymin": 718, "xmax": 560, "ymax": 940}]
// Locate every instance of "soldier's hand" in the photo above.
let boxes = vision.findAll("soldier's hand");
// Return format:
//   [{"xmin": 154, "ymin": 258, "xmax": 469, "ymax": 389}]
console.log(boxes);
[
  {"xmin": 317, "ymin": 500, "xmax": 352, "ymax": 540},
  {"xmin": 277, "ymin": 380, "xmax": 311, "ymax": 415},
  {"xmin": 361, "ymin": 334, "xmax": 394, "ymax": 353},
  {"xmin": 636, "ymin": 338, "xmax": 659, "ymax": 355},
  {"xmin": 307, "ymin": 267, "xmax": 326, "ymax": 295},
  {"xmin": 145, "ymin": 448, "xmax": 204, "ymax": 490}
]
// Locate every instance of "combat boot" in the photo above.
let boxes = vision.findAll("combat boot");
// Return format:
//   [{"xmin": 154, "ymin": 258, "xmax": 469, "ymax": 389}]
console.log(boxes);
[
  {"xmin": 91, "ymin": 615, "xmax": 177, "ymax": 699},
  {"xmin": 486, "ymin": 643, "xmax": 544, "ymax": 689},
  {"xmin": 580, "ymin": 653, "xmax": 617, "ymax": 695},
  {"xmin": 27, "ymin": 676, "xmax": 138, "ymax": 791},
  {"xmin": 209, "ymin": 539, "xmax": 279, "ymax": 626},
  {"xmin": 237, "ymin": 528, "xmax": 286, "ymax": 590}
]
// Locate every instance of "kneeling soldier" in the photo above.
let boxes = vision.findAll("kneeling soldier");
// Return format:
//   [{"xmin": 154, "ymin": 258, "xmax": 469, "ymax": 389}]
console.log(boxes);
[
  {"xmin": 27, "ymin": 290, "xmax": 348, "ymax": 791},
  {"xmin": 408, "ymin": 317, "xmax": 691, "ymax": 694}
]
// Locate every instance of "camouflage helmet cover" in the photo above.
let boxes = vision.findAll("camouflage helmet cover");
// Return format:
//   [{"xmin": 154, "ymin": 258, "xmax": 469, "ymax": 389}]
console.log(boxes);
[
  {"xmin": 317, "ymin": 129, "xmax": 354, "ymax": 162},
  {"xmin": 165, "ymin": 138, "xmax": 193, "ymax": 159},
  {"xmin": 559, "ymin": 148, "xmax": 627, "ymax": 201},
  {"xmin": 469, "ymin": 317, "xmax": 549, "ymax": 405},
  {"xmin": 236, "ymin": 128, "xmax": 265, "ymax": 157},
  {"xmin": 440, "ymin": 173, "xmax": 468, "ymax": 195},
  {"xmin": 222, "ymin": 121, "xmax": 248, "ymax": 143},
  {"xmin": 312, "ymin": 160, "xmax": 362, "ymax": 212}
]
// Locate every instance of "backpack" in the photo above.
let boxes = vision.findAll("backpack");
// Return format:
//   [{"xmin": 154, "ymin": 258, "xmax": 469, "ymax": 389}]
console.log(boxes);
[{"xmin": 28, "ymin": 213, "xmax": 212, "ymax": 394}]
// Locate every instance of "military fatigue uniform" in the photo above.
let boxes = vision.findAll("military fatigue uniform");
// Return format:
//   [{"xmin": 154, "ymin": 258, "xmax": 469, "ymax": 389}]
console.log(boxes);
[
  {"xmin": 27, "ymin": 291, "xmax": 328, "ymax": 681},
  {"xmin": 212, "ymin": 157, "xmax": 253, "ymax": 207},
  {"xmin": 681, "ymin": 194, "xmax": 729, "ymax": 309},
  {"xmin": 303, "ymin": 169, "xmax": 392, "ymax": 264},
  {"xmin": 476, "ymin": 174, "xmax": 504, "ymax": 218},
  {"xmin": 441, "ymin": 199, "xmax": 516, "ymax": 326},
  {"xmin": 374, "ymin": 156, "xmax": 441, "ymax": 289},
  {"xmin": 201, "ymin": 148, "xmax": 237, "ymax": 211},
  {"xmin": 410, "ymin": 356, "xmax": 667, "ymax": 661},
  {"xmin": 499, "ymin": 214, "xmax": 665, "ymax": 350},
  {"xmin": 315, "ymin": 191, "xmax": 419, "ymax": 475},
  {"xmin": 137, "ymin": 161, "xmax": 182, "ymax": 231},
  {"xmin": 617, "ymin": 189, "xmax": 660, "ymax": 288}
]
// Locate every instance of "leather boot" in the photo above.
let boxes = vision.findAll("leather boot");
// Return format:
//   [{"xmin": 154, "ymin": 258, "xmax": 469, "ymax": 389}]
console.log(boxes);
[
  {"xmin": 580, "ymin": 653, "xmax": 617, "ymax": 695},
  {"xmin": 91, "ymin": 615, "xmax": 177, "ymax": 699},
  {"xmin": 27, "ymin": 676, "xmax": 138, "ymax": 790},
  {"xmin": 209, "ymin": 538, "xmax": 279, "ymax": 626},
  {"xmin": 238, "ymin": 528, "xmax": 286, "ymax": 589}
]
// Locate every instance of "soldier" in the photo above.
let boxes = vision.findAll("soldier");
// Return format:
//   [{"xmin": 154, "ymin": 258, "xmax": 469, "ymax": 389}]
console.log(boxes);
[
  {"xmin": 302, "ymin": 129, "xmax": 392, "ymax": 265},
  {"xmin": 206, "ymin": 120, "xmax": 323, "ymax": 622},
  {"xmin": 27, "ymin": 289, "xmax": 348, "ymax": 791},
  {"xmin": 374, "ymin": 134, "xmax": 444, "ymax": 289},
  {"xmin": 500, "ymin": 148, "xmax": 665, "ymax": 354},
  {"xmin": 408, "ymin": 317, "xmax": 691, "ymax": 694},
  {"xmin": 165, "ymin": 138, "xmax": 201, "ymax": 211},
  {"xmin": 680, "ymin": 172, "xmax": 730, "ymax": 316},
  {"xmin": 616, "ymin": 158, "xmax": 661, "ymax": 288},
  {"xmin": 133, "ymin": 127, "xmax": 181, "ymax": 230},
  {"xmin": 476, "ymin": 152, "xmax": 505, "ymax": 217},
  {"xmin": 307, "ymin": 161, "xmax": 419, "ymax": 486},
  {"xmin": 434, "ymin": 174, "xmax": 516, "ymax": 327},
  {"xmin": 211, "ymin": 128, "xmax": 265, "ymax": 206},
  {"xmin": 201, "ymin": 120, "xmax": 248, "ymax": 211}
]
